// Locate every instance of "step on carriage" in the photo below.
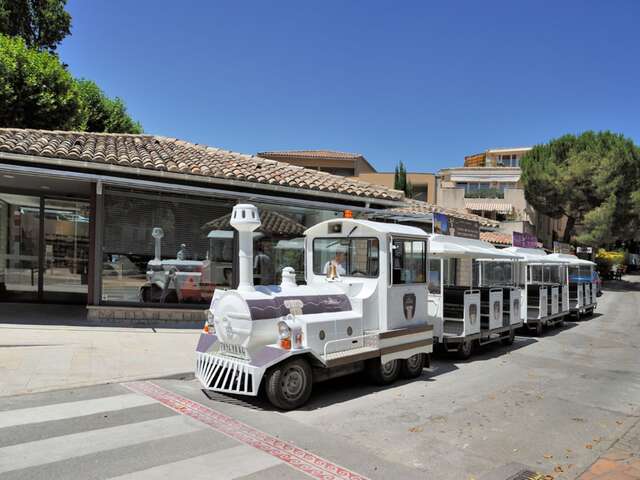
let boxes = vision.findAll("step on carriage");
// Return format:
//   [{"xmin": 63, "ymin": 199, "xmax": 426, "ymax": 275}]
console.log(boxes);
[
  {"xmin": 547, "ymin": 253, "xmax": 598, "ymax": 319},
  {"xmin": 195, "ymin": 204, "xmax": 434, "ymax": 410},
  {"xmin": 503, "ymin": 247, "xmax": 570, "ymax": 336},
  {"xmin": 427, "ymin": 234, "xmax": 522, "ymax": 359}
]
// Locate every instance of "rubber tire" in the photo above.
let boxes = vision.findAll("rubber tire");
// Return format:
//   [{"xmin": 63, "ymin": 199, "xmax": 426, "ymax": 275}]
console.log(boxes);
[
  {"xmin": 456, "ymin": 340, "xmax": 474, "ymax": 359},
  {"xmin": 366, "ymin": 358, "xmax": 401, "ymax": 385},
  {"xmin": 265, "ymin": 357, "xmax": 313, "ymax": 411},
  {"xmin": 533, "ymin": 321, "xmax": 544, "ymax": 337},
  {"xmin": 500, "ymin": 330, "xmax": 515, "ymax": 346},
  {"xmin": 400, "ymin": 353, "xmax": 425, "ymax": 379},
  {"xmin": 558, "ymin": 316, "xmax": 566, "ymax": 328}
]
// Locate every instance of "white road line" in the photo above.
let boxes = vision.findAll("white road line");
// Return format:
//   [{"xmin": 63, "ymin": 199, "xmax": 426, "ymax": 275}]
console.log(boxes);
[
  {"xmin": 0, "ymin": 415, "xmax": 202, "ymax": 474},
  {"xmin": 107, "ymin": 444, "xmax": 282, "ymax": 480},
  {"xmin": 0, "ymin": 393, "xmax": 157, "ymax": 429}
]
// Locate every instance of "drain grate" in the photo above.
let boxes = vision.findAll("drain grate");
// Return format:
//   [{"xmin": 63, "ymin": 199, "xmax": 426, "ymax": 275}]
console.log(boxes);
[{"xmin": 505, "ymin": 471, "xmax": 545, "ymax": 480}]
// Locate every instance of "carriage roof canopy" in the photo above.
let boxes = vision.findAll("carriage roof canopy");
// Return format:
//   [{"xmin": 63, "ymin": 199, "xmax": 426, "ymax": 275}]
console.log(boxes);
[{"xmin": 429, "ymin": 234, "xmax": 522, "ymax": 259}]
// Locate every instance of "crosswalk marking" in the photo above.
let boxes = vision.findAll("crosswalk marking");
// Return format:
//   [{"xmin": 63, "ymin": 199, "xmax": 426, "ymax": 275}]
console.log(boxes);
[
  {"xmin": 0, "ymin": 415, "xmax": 202, "ymax": 474},
  {"xmin": 125, "ymin": 381, "xmax": 369, "ymax": 480},
  {"xmin": 0, "ymin": 393, "xmax": 156, "ymax": 429},
  {"xmin": 107, "ymin": 444, "xmax": 282, "ymax": 479}
]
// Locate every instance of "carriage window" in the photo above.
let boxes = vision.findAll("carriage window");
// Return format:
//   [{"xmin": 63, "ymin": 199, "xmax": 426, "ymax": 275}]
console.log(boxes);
[
  {"xmin": 312, "ymin": 238, "xmax": 379, "ymax": 277},
  {"xmin": 529, "ymin": 265, "xmax": 544, "ymax": 284},
  {"xmin": 443, "ymin": 258, "xmax": 457, "ymax": 286},
  {"xmin": 428, "ymin": 258, "xmax": 441, "ymax": 294},
  {"xmin": 480, "ymin": 261, "xmax": 513, "ymax": 286},
  {"xmin": 392, "ymin": 239, "xmax": 426, "ymax": 285}
]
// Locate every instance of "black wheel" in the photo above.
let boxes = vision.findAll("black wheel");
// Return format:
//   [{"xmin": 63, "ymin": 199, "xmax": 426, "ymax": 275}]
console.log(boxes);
[
  {"xmin": 366, "ymin": 358, "xmax": 401, "ymax": 385},
  {"xmin": 501, "ymin": 330, "xmax": 515, "ymax": 346},
  {"xmin": 456, "ymin": 339, "xmax": 474, "ymax": 359},
  {"xmin": 533, "ymin": 321, "xmax": 544, "ymax": 337},
  {"xmin": 558, "ymin": 316, "xmax": 566, "ymax": 328},
  {"xmin": 265, "ymin": 357, "xmax": 313, "ymax": 410},
  {"xmin": 400, "ymin": 354, "xmax": 425, "ymax": 378}
]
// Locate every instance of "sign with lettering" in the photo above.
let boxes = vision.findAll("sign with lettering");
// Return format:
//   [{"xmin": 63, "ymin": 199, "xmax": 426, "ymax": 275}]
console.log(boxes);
[
  {"xmin": 513, "ymin": 232, "xmax": 538, "ymax": 248},
  {"xmin": 553, "ymin": 241, "xmax": 572, "ymax": 254},
  {"xmin": 450, "ymin": 217, "xmax": 480, "ymax": 240}
]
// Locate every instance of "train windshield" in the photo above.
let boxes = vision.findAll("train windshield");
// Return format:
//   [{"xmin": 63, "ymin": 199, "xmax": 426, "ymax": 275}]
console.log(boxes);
[{"xmin": 313, "ymin": 238, "xmax": 380, "ymax": 277}]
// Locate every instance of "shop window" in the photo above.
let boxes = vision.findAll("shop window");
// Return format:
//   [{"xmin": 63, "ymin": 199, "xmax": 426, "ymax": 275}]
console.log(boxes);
[{"xmin": 101, "ymin": 190, "xmax": 235, "ymax": 305}]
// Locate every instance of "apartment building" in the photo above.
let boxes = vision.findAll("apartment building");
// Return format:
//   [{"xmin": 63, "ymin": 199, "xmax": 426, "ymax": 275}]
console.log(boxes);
[{"xmin": 437, "ymin": 147, "xmax": 564, "ymax": 247}]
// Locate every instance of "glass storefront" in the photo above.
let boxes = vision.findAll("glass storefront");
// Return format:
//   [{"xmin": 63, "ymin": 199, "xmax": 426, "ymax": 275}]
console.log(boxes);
[
  {"xmin": 0, "ymin": 193, "xmax": 89, "ymax": 303},
  {"xmin": 100, "ymin": 189, "xmax": 343, "ymax": 306}
]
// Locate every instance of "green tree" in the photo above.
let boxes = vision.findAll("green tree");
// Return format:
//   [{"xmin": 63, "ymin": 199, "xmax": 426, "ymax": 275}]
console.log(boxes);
[
  {"xmin": 75, "ymin": 79, "xmax": 142, "ymax": 134},
  {"xmin": 393, "ymin": 161, "xmax": 414, "ymax": 198},
  {"xmin": 521, "ymin": 131, "xmax": 640, "ymax": 246},
  {"xmin": 0, "ymin": 34, "xmax": 80, "ymax": 129},
  {"xmin": 0, "ymin": 0, "xmax": 71, "ymax": 52}
]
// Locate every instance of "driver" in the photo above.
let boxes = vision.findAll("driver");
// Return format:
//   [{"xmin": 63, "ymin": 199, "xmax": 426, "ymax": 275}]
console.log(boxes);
[{"xmin": 323, "ymin": 248, "xmax": 347, "ymax": 276}]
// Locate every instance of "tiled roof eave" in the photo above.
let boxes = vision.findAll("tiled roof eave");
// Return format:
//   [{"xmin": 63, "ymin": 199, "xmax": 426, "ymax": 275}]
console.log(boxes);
[{"xmin": 0, "ymin": 149, "xmax": 405, "ymax": 207}]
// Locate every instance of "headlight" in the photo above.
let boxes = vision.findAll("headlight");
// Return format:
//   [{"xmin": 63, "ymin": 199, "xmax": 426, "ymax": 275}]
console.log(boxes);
[
  {"xmin": 278, "ymin": 321, "xmax": 292, "ymax": 350},
  {"xmin": 278, "ymin": 321, "xmax": 291, "ymax": 340}
]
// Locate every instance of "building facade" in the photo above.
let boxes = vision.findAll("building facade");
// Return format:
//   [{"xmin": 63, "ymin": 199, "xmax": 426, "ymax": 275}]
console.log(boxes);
[
  {"xmin": 0, "ymin": 130, "xmax": 407, "ymax": 321},
  {"xmin": 437, "ymin": 147, "xmax": 564, "ymax": 247},
  {"xmin": 257, "ymin": 150, "xmax": 436, "ymax": 204}
]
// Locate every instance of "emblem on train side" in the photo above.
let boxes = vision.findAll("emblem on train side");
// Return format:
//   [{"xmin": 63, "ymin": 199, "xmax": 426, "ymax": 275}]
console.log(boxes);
[
  {"xmin": 403, "ymin": 293, "xmax": 416, "ymax": 320},
  {"xmin": 284, "ymin": 299, "xmax": 304, "ymax": 316}
]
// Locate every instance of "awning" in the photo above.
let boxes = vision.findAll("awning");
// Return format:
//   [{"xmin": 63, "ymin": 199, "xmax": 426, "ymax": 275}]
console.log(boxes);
[
  {"xmin": 450, "ymin": 174, "xmax": 521, "ymax": 183},
  {"xmin": 465, "ymin": 199, "xmax": 513, "ymax": 213}
]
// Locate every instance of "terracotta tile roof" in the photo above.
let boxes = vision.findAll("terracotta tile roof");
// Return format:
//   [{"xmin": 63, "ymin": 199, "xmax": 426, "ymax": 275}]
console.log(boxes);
[
  {"xmin": 377, "ymin": 199, "xmax": 500, "ymax": 228},
  {"xmin": 480, "ymin": 231, "xmax": 512, "ymax": 246},
  {"xmin": 257, "ymin": 150, "xmax": 365, "ymax": 161},
  {"xmin": 202, "ymin": 209, "xmax": 306, "ymax": 236},
  {"xmin": 0, "ymin": 129, "xmax": 402, "ymax": 202}
]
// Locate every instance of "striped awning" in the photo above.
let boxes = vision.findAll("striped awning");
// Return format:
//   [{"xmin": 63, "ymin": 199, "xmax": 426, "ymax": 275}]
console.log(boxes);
[{"xmin": 465, "ymin": 199, "xmax": 513, "ymax": 213}]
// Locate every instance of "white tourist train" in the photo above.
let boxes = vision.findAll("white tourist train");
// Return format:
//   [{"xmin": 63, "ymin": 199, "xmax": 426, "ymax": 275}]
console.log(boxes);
[
  {"xmin": 195, "ymin": 204, "xmax": 434, "ymax": 410},
  {"xmin": 427, "ymin": 235, "xmax": 523, "ymax": 358},
  {"xmin": 503, "ymin": 247, "xmax": 571, "ymax": 335},
  {"xmin": 547, "ymin": 253, "xmax": 598, "ymax": 319}
]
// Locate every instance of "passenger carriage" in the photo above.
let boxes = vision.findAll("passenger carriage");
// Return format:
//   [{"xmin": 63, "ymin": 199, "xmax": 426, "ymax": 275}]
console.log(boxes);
[
  {"xmin": 427, "ymin": 234, "xmax": 522, "ymax": 359},
  {"xmin": 547, "ymin": 253, "xmax": 598, "ymax": 319},
  {"xmin": 195, "ymin": 205, "xmax": 434, "ymax": 410},
  {"xmin": 503, "ymin": 247, "xmax": 570, "ymax": 336}
]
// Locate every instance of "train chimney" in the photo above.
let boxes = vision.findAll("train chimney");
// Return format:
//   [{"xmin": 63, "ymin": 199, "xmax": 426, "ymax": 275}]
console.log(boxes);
[{"xmin": 230, "ymin": 204, "xmax": 261, "ymax": 292}]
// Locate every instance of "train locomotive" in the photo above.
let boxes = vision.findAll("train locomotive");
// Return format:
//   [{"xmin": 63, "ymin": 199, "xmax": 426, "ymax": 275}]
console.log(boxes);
[{"xmin": 195, "ymin": 204, "xmax": 434, "ymax": 410}]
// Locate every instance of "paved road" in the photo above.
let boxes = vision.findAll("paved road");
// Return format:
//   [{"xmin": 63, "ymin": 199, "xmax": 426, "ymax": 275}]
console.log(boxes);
[{"xmin": 0, "ymin": 276, "xmax": 638, "ymax": 479}]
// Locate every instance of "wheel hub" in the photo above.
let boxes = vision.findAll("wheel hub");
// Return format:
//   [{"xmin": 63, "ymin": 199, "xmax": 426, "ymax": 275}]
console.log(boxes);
[{"xmin": 281, "ymin": 366, "xmax": 305, "ymax": 399}]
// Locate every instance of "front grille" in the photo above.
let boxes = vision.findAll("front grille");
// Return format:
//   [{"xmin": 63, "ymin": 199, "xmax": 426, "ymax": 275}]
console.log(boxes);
[
  {"xmin": 195, "ymin": 352, "xmax": 255, "ymax": 395},
  {"xmin": 219, "ymin": 343, "xmax": 250, "ymax": 360}
]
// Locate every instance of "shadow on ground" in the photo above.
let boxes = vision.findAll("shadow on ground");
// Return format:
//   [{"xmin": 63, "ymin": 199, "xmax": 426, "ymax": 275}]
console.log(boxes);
[
  {"xmin": 0, "ymin": 303, "xmax": 202, "ymax": 329},
  {"xmin": 201, "ymin": 335, "xmax": 537, "ymax": 412}
]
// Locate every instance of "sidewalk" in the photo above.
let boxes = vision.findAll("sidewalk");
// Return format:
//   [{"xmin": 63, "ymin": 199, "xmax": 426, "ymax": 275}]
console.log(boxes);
[
  {"xmin": 578, "ymin": 417, "xmax": 640, "ymax": 480},
  {"xmin": 0, "ymin": 304, "xmax": 200, "ymax": 396}
]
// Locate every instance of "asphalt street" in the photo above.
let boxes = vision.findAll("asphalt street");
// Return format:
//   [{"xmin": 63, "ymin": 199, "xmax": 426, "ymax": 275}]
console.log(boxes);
[{"xmin": 0, "ymin": 276, "xmax": 638, "ymax": 480}]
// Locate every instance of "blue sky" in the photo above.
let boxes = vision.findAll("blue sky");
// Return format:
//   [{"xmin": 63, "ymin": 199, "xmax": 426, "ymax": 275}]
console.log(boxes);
[{"xmin": 59, "ymin": 1, "xmax": 640, "ymax": 172}]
